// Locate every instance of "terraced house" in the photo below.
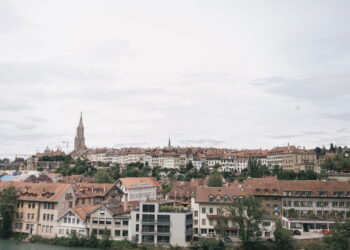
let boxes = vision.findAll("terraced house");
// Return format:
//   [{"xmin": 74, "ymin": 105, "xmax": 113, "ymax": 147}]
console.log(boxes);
[{"xmin": 0, "ymin": 181, "xmax": 75, "ymax": 237}]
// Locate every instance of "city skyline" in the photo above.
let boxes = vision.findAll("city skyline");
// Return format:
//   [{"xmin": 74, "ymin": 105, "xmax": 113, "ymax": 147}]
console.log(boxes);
[{"xmin": 1, "ymin": 0, "xmax": 350, "ymax": 157}]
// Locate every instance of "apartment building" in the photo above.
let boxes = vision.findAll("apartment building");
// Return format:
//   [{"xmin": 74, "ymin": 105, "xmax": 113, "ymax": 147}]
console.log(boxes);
[
  {"xmin": 85, "ymin": 200, "xmax": 130, "ymax": 240},
  {"xmin": 189, "ymin": 186, "xmax": 277, "ymax": 237},
  {"xmin": 129, "ymin": 201, "xmax": 193, "ymax": 247},
  {"xmin": 57, "ymin": 204, "xmax": 100, "ymax": 237},
  {"xmin": 279, "ymin": 180, "xmax": 350, "ymax": 233},
  {"xmin": 244, "ymin": 177, "xmax": 350, "ymax": 234},
  {"xmin": 0, "ymin": 181, "xmax": 75, "ymax": 237},
  {"xmin": 267, "ymin": 145, "xmax": 318, "ymax": 172},
  {"xmin": 116, "ymin": 177, "xmax": 161, "ymax": 202}
]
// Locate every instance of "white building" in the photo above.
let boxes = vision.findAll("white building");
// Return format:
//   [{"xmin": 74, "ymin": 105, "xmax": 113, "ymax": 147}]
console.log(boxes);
[
  {"xmin": 116, "ymin": 177, "xmax": 161, "ymax": 202},
  {"xmin": 129, "ymin": 201, "xmax": 193, "ymax": 247},
  {"xmin": 57, "ymin": 205, "xmax": 99, "ymax": 237}
]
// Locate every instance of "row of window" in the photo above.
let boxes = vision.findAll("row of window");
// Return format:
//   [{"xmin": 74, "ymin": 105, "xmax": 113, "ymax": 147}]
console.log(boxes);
[
  {"xmin": 41, "ymin": 225, "xmax": 54, "ymax": 233},
  {"xmin": 140, "ymin": 235, "xmax": 170, "ymax": 244},
  {"xmin": 43, "ymin": 214, "xmax": 54, "ymax": 221},
  {"xmin": 130, "ymin": 192, "xmax": 155, "ymax": 199},
  {"xmin": 43, "ymin": 202, "xmax": 55, "ymax": 210},
  {"xmin": 136, "ymin": 224, "xmax": 170, "ymax": 233},
  {"xmin": 142, "ymin": 214, "xmax": 170, "ymax": 222},
  {"xmin": 91, "ymin": 218, "xmax": 128, "ymax": 226},
  {"xmin": 58, "ymin": 228, "xmax": 85, "ymax": 236},
  {"xmin": 91, "ymin": 229, "xmax": 128, "ymax": 237},
  {"xmin": 63, "ymin": 217, "xmax": 81, "ymax": 225}
]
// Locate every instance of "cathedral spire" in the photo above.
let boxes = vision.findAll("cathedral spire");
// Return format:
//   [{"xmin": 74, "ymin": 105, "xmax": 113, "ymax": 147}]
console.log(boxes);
[
  {"xmin": 168, "ymin": 137, "xmax": 171, "ymax": 148},
  {"xmin": 74, "ymin": 112, "xmax": 86, "ymax": 151},
  {"xmin": 79, "ymin": 112, "xmax": 83, "ymax": 126}
]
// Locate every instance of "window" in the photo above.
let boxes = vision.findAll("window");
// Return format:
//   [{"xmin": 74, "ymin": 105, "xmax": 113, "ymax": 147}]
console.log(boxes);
[
  {"xmin": 202, "ymin": 207, "xmax": 206, "ymax": 214},
  {"xmin": 99, "ymin": 219, "xmax": 105, "ymax": 224},
  {"xmin": 142, "ymin": 225, "xmax": 155, "ymax": 232},
  {"xmin": 115, "ymin": 230, "xmax": 121, "ymax": 236},
  {"xmin": 263, "ymin": 221, "xmax": 271, "ymax": 226},
  {"xmin": 92, "ymin": 229, "xmax": 97, "ymax": 235},
  {"xmin": 209, "ymin": 208, "xmax": 213, "ymax": 214},
  {"xmin": 194, "ymin": 211, "xmax": 198, "ymax": 217},
  {"xmin": 142, "ymin": 235, "xmax": 154, "ymax": 243},
  {"xmin": 123, "ymin": 220, "xmax": 128, "ymax": 226},
  {"xmin": 100, "ymin": 209, "xmax": 105, "ymax": 215},
  {"xmin": 136, "ymin": 224, "xmax": 139, "ymax": 232},
  {"xmin": 92, "ymin": 218, "xmax": 98, "ymax": 224},
  {"xmin": 158, "ymin": 225, "xmax": 170, "ymax": 233},
  {"xmin": 136, "ymin": 213, "xmax": 139, "ymax": 221},
  {"xmin": 106, "ymin": 218, "xmax": 112, "ymax": 225},
  {"xmin": 157, "ymin": 215, "xmax": 170, "ymax": 223},
  {"xmin": 194, "ymin": 220, "xmax": 198, "ymax": 225},
  {"xmin": 143, "ymin": 214, "xmax": 155, "ymax": 222},
  {"xmin": 157, "ymin": 235, "xmax": 170, "ymax": 244},
  {"xmin": 69, "ymin": 202, "xmax": 73, "ymax": 208},
  {"xmin": 122, "ymin": 230, "xmax": 128, "ymax": 237},
  {"xmin": 142, "ymin": 204, "xmax": 155, "ymax": 213},
  {"xmin": 43, "ymin": 214, "xmax": 46, "ymax": 221},
  {"xmin": 51, "ymin": 214, "xmax": 54, "ymax": 221},
  {"xmin": 202, "ymin": 219, "xmax": 206, "ymax": 225}
]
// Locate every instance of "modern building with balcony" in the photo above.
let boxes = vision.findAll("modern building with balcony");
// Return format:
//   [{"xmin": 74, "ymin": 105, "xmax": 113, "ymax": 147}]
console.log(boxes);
[{"xmin": 129, "ymin": 200, "xmax": 193, "ymax": 247}]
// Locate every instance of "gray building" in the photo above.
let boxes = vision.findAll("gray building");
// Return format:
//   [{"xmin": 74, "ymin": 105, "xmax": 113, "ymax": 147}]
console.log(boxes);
[{"xmin": 129, "ymin": 201, "xmax": 193, "ymax": 247}]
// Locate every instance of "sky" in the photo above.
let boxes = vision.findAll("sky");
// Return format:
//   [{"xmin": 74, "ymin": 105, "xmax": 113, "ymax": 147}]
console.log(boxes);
[{"xmin": 1, "ymin": 0, "xmax": 350, "ymax": 157}]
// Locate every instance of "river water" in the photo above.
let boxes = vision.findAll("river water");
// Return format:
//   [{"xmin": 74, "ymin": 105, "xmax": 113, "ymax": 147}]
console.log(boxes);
[{"xmin": 0, "ymin": 239, "xmax": 98, "ymax": 250}]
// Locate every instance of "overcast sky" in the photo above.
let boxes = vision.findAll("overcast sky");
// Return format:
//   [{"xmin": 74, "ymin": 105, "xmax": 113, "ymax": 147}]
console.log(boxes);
[{"xmin": 1, "ymin": 0, "xmax": 350, "ymax": 157}]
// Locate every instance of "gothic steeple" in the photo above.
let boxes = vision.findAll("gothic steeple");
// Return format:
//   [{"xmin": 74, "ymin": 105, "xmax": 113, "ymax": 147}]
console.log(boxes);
[
  {"xmin": 168, "ymin": 137, "xmax": 171, "ymax": 148},
  {"xmin": 74, "ymin": 112, "xmax": 86, "ymax": 151}
]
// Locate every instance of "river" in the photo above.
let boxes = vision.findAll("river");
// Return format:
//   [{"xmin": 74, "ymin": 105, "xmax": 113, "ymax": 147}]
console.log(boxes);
[{"xmin": 0, "ymin": 239, "xmax": 98, "ymax": 250}]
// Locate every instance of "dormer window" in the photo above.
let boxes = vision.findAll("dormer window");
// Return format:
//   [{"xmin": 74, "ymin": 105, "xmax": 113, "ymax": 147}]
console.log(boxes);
[
  {"xmin": 223, "ymin": 196, "xmax": 228, "ymax": 202},
  {"xmin": 255, "ymin": 189, "xmax": 261, "ymax": 193},
  {"xmin": 209, "ymin": 196, "xmax": 214, "ymax": 202},
  {"xmin": 100, "ymin": 209, "xmax": 105, "ymax": 215},
  {"xmin": 216, "ymin": 196, "xmax": 221, "ymax": 202}
]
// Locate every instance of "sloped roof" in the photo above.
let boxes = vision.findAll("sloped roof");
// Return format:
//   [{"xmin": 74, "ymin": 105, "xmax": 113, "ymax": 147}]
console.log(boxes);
[{"xmin": 118, "ymin": 177, "xmax": 160, "ymax": 189}]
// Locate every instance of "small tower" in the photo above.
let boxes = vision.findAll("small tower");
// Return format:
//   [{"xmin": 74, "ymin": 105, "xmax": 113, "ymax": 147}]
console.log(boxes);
[
  {"xmin": 168, "ymin": 138, "xmax": 171, "ymax": 148},
  {"xmin": 74, "ymin": 112, "xmax": 86, "ymax": 151}
]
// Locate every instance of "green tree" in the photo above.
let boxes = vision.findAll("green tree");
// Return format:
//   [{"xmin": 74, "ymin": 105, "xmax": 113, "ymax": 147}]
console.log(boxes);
[
  {"xmin": 247, "ymin": 157, "xmax": 264, "ymax": 178},
  {"xmin": 323, "ymin": 221, "xmax": 350, "ymax": 250},
  {"xmin": 226, "ymin": 196, "xmax": 263, "ymax": 250},
  {"xmin": 207, "ymin": 172, "xmax": 223, "ymax": 187},
  {"xmin": 273, "ymin": 220, "xmax": 296, "ymax": 250},
  {"xmin": 186, "ymin": 161, "xmax": 194, "ymax": 171},
  {"xmin": 93, "ymin": 169, "xmax": 114, "ymax": 183},
  {"xmin": 0, "ymin": 187, "xmax": 17, "ymax": 238}
]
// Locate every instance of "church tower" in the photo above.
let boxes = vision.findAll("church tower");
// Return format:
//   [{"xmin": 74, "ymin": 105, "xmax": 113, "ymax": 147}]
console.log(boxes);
[{"xmin": 74, "ymin": 112, "xmax": 86, "ymax": 151}]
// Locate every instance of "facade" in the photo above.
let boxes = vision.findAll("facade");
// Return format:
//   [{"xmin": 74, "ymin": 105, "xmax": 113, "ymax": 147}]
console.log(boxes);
[
  {"xmin": 57, "ymin": 205, "xmax": 99, "ymax": 237},
  {"xmin": 267, "ymin": 145, "xmax": 318, "ymax": 172},
  {"xmin": 129, "ymin": 201, "xmax": 193, "ymax": 247},
  {"xmin": 85, "ymin": 201, "xmax": 130, "ymax": 240},
  {"xmin": 0, "ymin": 182, "xmax": 76, "ymax": 238},
  {"xmin": 116, "ymin": 177, "xmax": 161, "ymax": 202},
  {"xmin": 73, "ymin": 183, "xmax": 124, "ymax": 206}
]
